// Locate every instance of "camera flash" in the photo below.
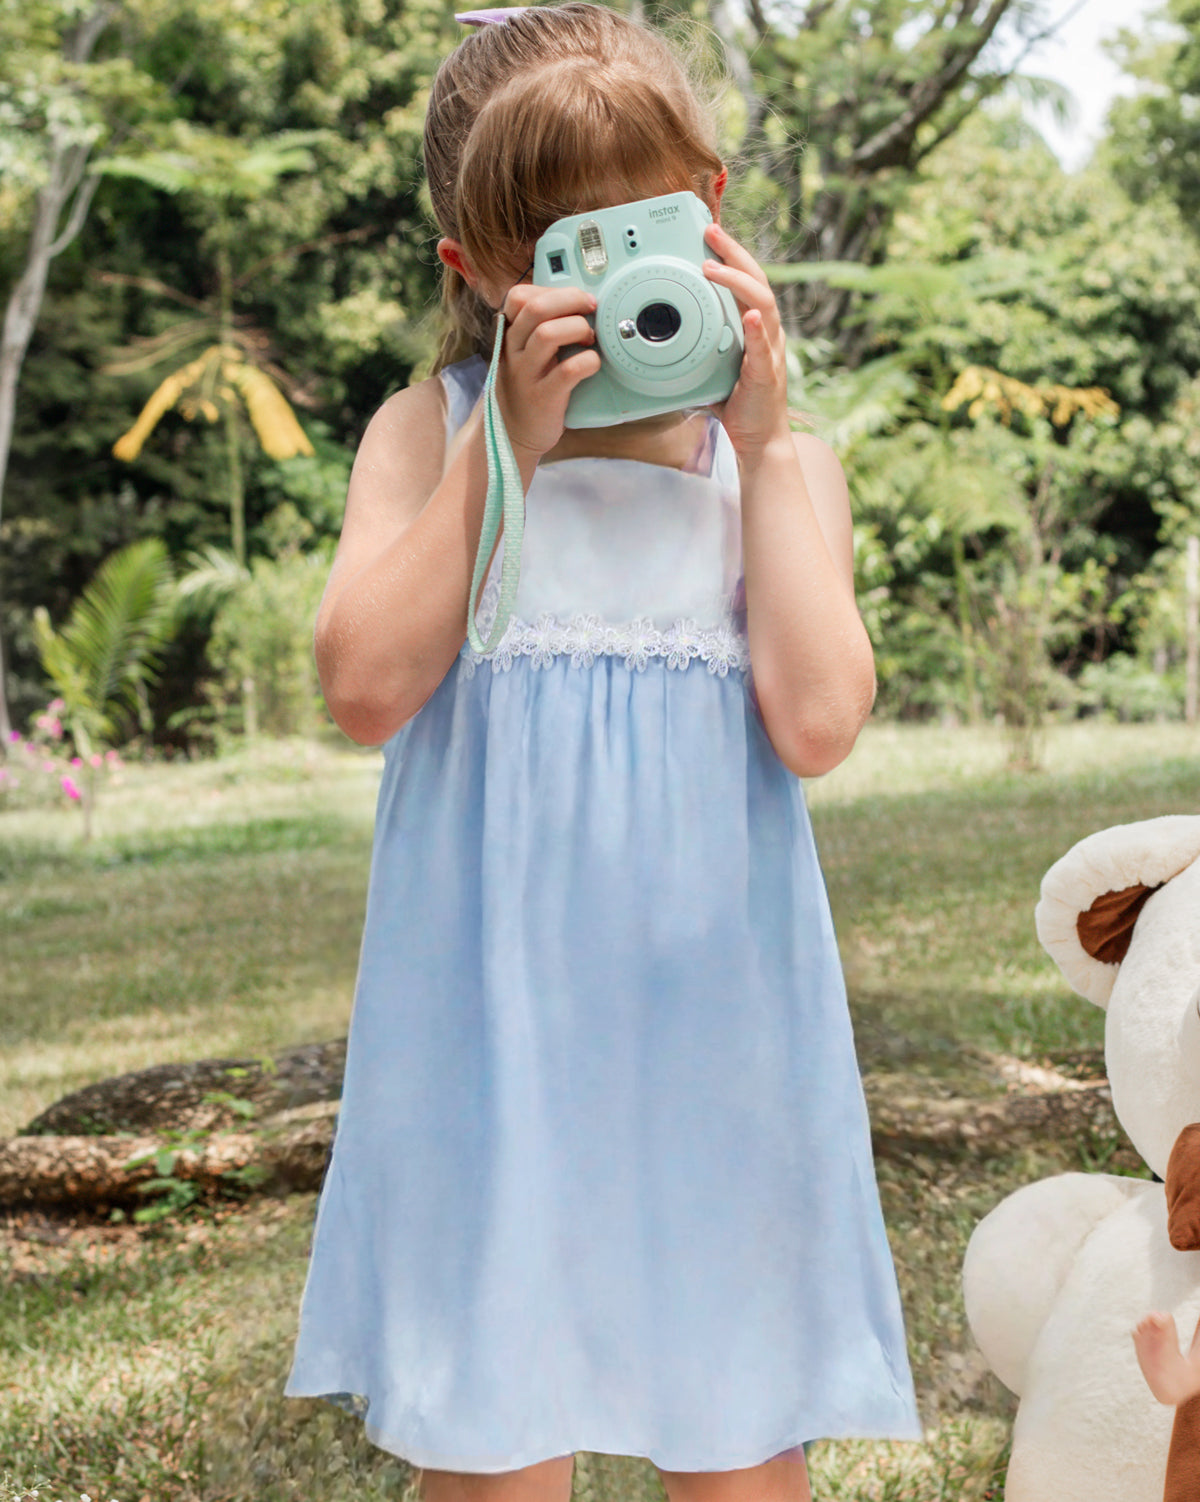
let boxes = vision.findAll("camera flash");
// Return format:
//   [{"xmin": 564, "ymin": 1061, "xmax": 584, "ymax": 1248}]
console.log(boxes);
[{"xmin": 578, "ymin": 221, "xmax": 608, "ymax": 275}]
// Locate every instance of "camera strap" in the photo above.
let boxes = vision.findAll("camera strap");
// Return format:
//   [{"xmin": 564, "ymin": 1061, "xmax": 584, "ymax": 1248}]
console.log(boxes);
[{"xmin": 466, "ymin": 311, "xmax": 525, "ymax": 654}]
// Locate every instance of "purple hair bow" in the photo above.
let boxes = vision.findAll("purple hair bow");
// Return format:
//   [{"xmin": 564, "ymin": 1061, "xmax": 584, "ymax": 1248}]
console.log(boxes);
[{"xmin": 455, "ymin": 7, "xmax": 532, "ymax": 23}]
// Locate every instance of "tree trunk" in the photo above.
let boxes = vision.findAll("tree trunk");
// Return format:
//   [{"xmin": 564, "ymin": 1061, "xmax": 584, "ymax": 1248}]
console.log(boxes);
[
  {"xmin": 20, "ymin": 1037, "xmax": 346, "ymax": 1137},
  {"xmin": 5, "ymin": 1037, "xmax": 347, "ymax": 1213},
  {"xmin": 0, "ymin": 1083, "xmax": 1126, "ymax": 1213},
  {"xmin": 0, "ymin": 1106, "xmax": 337, "ymax": 1212},
  {"xmin": 866, "ymin": 1079, "xmax": 1120, "ymax": 1163}
]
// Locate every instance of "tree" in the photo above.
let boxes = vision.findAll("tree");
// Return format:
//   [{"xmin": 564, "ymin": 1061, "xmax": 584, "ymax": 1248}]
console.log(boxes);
[
  {"xmin": 101, "ymin": 125, "xmax": 325, "ymax": 567},
  {"xmin": 1103, "ymin": 0, "xmax": 1200, "ymax": 228},
  {"xmin": 0, "ymin": 2, "xmax": 148, "ymax": 741},
  {"xmin": 779, "ymin": 106, "xmax": 1200, "ymax": 731},
  {"xmin": 1, "ymin": 0, "xmax": 442, "ymax": 737},
  {"xmin": 687, "ymin": 0, "xmax": 1080, "ymax": 351}
]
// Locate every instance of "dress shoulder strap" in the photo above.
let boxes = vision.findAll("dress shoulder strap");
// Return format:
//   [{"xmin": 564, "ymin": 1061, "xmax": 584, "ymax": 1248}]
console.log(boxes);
[
  {"xmin": 437, "ymin": 355, "xmax": 488, "ymax": 469},
  {"xmin": 709, "ymin": 417, "xmax": 739, "ymax": 490}
]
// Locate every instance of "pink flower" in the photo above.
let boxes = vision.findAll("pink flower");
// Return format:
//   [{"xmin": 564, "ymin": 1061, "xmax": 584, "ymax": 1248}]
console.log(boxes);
[
  {"xmin": 48, "ymin": 697, "xmax": 65, "ymax": 713},
  {"xmin": 42, "ymin": 759, "xmax": 55, "ymax": 772},
  {"xmin": 7, "ymin": 730, "xmax": 20, "ymax": 743},
  {"xmin": 89, "ymin": 753, "xmax": 103, "ymax": 768},
  {"xmin": 71, "ymin": 756, "xmax": 83, "ymax": 768},
  {"xmin": 105, "ymin": 749, "xmax": 122, "ymax": 765},
  {"xmin": 61, "ymin": 776, "xmax": 82, "ymax": 801}
]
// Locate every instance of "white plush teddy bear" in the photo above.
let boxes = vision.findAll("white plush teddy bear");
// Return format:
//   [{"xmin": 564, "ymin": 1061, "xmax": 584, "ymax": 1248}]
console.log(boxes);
[{"xmin": 963, "ymin": 815, "xmax": 1200, "ymax": 1502}]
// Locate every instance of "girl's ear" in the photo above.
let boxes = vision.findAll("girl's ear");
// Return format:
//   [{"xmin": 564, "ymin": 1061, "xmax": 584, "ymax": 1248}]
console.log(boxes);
[
  {"xmin": 437, "ymin": 238, "xmax": 479, "ymax": 290},
  {"xmin": 712, "ymin": 166, "xmax": 728, "ymax": 219}
]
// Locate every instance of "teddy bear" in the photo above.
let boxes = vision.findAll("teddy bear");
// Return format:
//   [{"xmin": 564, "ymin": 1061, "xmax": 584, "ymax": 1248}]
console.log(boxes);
[{"xmin": 962, "ymin": 814, "xmax": 1200, "ymax": 1502}]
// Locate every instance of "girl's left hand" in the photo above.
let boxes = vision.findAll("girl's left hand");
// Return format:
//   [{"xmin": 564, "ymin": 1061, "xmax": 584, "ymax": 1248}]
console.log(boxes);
[{"xmin": 701, "ymin": 221, "xmax": 791, "ymax": 463}]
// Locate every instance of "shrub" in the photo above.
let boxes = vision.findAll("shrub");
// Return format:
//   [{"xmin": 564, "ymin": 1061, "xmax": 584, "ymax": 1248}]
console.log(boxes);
[{"xmin": 201, "ymin": 544, "xmax": 333, "ymax": 739}]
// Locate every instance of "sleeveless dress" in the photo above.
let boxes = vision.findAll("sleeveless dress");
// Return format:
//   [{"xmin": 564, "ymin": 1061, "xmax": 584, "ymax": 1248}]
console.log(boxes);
[{"xmin": 283, "ymin": 353, "xmax": 922, "ymax": 1472}]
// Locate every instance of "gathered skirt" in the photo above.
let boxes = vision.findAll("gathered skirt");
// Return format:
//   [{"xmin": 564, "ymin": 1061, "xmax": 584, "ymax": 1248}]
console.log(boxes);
[{"xmin": 283, "ymin": 651, "xmax": 921, "ymax": 1471}]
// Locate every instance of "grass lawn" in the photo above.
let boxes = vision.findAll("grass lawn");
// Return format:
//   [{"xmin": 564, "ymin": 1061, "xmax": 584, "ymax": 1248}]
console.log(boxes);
[{"xmin": 2, "ymin": 720, "xmax": 1198, "ymax": 1501}]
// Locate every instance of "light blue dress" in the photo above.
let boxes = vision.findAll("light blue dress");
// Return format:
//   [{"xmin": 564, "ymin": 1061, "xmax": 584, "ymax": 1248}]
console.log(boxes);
[{"xmin": 283, "ymin": 354, "xmax": 922, "ymax": 1473}]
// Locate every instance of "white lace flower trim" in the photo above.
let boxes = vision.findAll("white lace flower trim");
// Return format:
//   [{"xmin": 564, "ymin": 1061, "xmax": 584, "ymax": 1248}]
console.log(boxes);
[{"xmin": 458, "ymin": 578, "xmax": 749, "ymax": 680}]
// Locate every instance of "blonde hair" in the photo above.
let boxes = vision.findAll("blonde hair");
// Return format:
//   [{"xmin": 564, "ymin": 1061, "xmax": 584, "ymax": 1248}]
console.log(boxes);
[{"xmin": 423, "ymin": 2, "xmax": 731, "ymax": 374}]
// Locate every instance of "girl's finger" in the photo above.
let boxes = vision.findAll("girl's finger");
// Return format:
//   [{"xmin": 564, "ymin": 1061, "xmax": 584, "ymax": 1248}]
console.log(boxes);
[
  {"xmin": 704, "ymin": 222, "xmax": 770, "ymax": 287},
  {"xmin": 705, "ymin": 261, "xmax": 779, "ymax": 330}
]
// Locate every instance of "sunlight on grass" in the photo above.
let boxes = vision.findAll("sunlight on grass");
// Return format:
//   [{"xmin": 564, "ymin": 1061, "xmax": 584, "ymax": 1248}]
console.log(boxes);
[
  {"xmin": 1, "ymin": 735, "xmax": 380, "ymax": 854},
  {"xmin": 807, "ymin": 720, "xmax": 1200, "ymax": 807}
]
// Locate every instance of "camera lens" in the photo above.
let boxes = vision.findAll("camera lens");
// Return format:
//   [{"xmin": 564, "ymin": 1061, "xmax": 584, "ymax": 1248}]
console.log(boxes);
[{"xmin": 636, "ymin": 301, "xmax": 682, "ymax": 343}]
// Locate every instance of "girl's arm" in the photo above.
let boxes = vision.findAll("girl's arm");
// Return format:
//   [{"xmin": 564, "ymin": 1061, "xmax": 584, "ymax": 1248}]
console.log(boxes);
[
  {"xmin": 699, "ymin": 220, "xmax": 874, "ymax": 779},
  {"xmin": 738, "ymin": 431, "xmax": 875, "ymax": 779},
  {"xmin": 313, "ymin": 380, "xmax": 531, "ymax": 746},
  {"xmin": 315, "ymin": 284, "xmax": 599, "ymax": 746}
]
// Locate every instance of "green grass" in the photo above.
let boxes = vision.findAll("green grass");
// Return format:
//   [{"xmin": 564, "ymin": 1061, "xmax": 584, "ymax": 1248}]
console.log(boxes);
[
  {"xmin": 0, "ymin": 737, "xmax": 379, "ymax": 1140},
  {"xmin": 2, "ymin": 721, "xmax": 1197, "ymax": 1500},
  {"xmin": 817, "ymin": 727, "xmax": 1200, "ymax": 1069}
]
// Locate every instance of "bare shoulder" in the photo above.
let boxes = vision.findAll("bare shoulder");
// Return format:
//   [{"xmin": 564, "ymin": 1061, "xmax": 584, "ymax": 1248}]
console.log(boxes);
[
  {"xmin": 356, "ymin": 373, "xmax": 448, "ymax": 472},
  {"xmin": 347, "ymin": 372, "xmax": 450, "ymax": 519},
  {"xmin": 316, "ymin": 374, "xmax": 450, "ymax": 629}
]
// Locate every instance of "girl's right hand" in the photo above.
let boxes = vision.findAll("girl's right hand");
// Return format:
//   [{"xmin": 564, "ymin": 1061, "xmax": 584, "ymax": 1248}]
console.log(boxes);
[{"xmin": 492, "ymin": 285, "xmax": 602, "ymax": 460}]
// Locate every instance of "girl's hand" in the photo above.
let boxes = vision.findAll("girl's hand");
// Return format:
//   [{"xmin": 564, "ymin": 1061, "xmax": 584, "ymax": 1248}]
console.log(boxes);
[
  {"xmin": 701, "ymin": 222, "xmax": 791, "ymax": 463},
  {"xmin": 494, "ymin": 284, "xmax": 601, "ymax": 460}
]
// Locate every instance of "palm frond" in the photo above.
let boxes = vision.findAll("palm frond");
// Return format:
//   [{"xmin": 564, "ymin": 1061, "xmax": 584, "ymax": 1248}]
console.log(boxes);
[
  {"xmin": 34, "ymin": 539, "xmax": 178, "ymax": 743},
  {"xmin": 914, "ymin": 450, "xmax": 1029, "ymax": 536},
  {"xmin": 1001, "ymin": 71, "xmax": 1078, "ymax": 129},
  {"xmin": 794, "ymin": 354, "xmax": 920, "ymax": 452},
  {"xmin": 112, "ymin": 346, "xmax": 224, "ymax": 460},
  {"xmin": 98, "ymin": 153, "xmax": 199, "ymax": 195},
  {"xmin": 176, "ymin": 545, "xmax": 251, "ymax": 620},
  {"xmin": 102, "ymin": 319, "xmax": 218, "ymax": 376},
  {"xmin": 223, "ymin": 362, "xmax": 314, "ymax": 459},
  {"xmin": 766, "ymin": 259, "xmax": 962, "ymax": 300},
  {"xmin": 31, "ymin": 612, "xmax": 111, "ymax": 747}
]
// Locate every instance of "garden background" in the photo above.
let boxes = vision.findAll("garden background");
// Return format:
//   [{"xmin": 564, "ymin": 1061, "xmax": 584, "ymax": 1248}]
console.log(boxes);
[{"xmin": 3, "ymin": 0, "xmax": 1200, "ymax": 1497}]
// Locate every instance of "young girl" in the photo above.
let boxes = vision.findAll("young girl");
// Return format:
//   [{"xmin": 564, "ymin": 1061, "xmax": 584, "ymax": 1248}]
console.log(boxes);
[{"xmin": 283, "ymin": 6, "xmax": 921, "ymax": 1499}]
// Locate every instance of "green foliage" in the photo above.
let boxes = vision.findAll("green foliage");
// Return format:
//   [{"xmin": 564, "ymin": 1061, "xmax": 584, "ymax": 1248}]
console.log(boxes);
[
  {"xmin": 708, "ymin": 0, "xmax": 1058, "ymax": 284},
  {"xmin": 197, "ymin": 534, "xmax": 332, "ymax": 741},
  {"xmin": 1103, "ymin": 0, "xmax": 1200, "ymax": 225},
  {"xmin": 789, "ymin": 106, "xmax": 1200, "ymax": 735},
  {"xmin": 118, "ymin": 1088, "xmax": 268, "ymax": 1225},
  {"xmin": 1076, "ymin": 653, "xmax": 1182, "ymax": 722},
  {"xmin": 4, "ymin": 0, "xmax": 1199, "ymax": 746},
  {"xmin": 32, "ymin": 534, "xmax": 177, "ymax": 754}
]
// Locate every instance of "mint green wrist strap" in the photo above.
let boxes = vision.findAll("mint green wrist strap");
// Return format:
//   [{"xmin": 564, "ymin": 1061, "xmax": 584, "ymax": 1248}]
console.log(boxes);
[{"xmin": 467, "ymin": 310, "xmax": 526, "ymax": 654}]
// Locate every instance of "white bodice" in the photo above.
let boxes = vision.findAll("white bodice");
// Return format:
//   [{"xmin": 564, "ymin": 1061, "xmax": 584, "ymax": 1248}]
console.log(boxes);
[
  {"xmin": 440, "ymin": 357, "xmax": 749, "ymax": 678},
  {"xmin": 506, "ymin": 456, "xmax": 741, "ymax": 628}
]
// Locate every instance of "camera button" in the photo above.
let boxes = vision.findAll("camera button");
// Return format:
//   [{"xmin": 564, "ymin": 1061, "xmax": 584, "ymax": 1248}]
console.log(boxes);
[{"xmin": 718, "ymin": 326, "xmax": 735, "ymax": 354}]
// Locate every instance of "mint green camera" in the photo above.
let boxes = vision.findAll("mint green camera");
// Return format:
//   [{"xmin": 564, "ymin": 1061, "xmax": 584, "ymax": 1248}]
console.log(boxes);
[{"xmin": 533, "ymin": 190, "xmax": 744, "ymax": 429}]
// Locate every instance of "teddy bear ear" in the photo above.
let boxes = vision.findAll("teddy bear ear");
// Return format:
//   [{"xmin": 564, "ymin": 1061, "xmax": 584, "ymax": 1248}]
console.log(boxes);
[{"xmin": 1034, "ymin": 815, "xmax": 1200, "ymax": 1009}]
